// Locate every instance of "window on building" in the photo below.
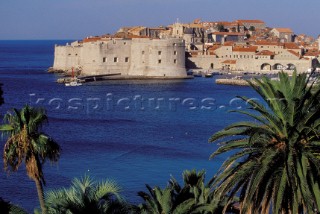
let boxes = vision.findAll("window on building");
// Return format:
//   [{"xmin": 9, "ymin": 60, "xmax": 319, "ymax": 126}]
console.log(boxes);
[
  {"xmin": 114, "ymin": 57, "xmax": 118, "ymax": 62},
  {"xmin": 174, "ymin": 59, "xmax": 177, "ymax": 64},
  {"xmin": 142, "ymin": 51, "xmax": 145, "ymax": 55},
  {"xmin": 174, "ymin": 51, "xmax": 177, "ymax": 55},
  {"xmin": 103, "ymin": 57, "xmax": 107, "ymax": 63},
  {"xmin": 158, "ymin": 51, "xmax": 162, "ymax": 55},
  {"xmin": 158, "ymin": 59, "xmax": 161, "ymax": 64},
  {"xmin": 125, "ymin": 57, "xmax": 129, "ymax": 62},
  {"xmin": 68, "ymin": 54, "xmax": 71, "ymax": 56},
  {"xmin": 124, "ymin": 42, "xmax": 127, "ymax": 45}
]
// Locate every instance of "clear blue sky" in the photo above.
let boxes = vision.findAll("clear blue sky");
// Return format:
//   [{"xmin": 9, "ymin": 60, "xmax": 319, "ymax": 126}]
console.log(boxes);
[{"xmin": 0, "ymin": 0, "xmax": 319, "ymax": 40}]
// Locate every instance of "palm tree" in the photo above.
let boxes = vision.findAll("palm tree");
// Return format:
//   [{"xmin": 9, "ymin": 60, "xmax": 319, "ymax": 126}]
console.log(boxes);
[
  {"xmin": 45, "ymin": 175, "xmax": 131, "ymax": 214},
  {"xmin": 209, "ymin": 71, "xmax": 320, "ymax": 213},
  {"xmin": 137, "ymin": 183, "xmax": 195, "ymax": 214},
  {"xmin": 0, "ymin": 105, "xmax": 60, "ymax": 214},
  {"xmin": 0, "ymin": 197, "xmax": 28, "ymax": 214},
  {"xmin": 138, "ymin": 169, "xmax": 238, "ymax": 214}
]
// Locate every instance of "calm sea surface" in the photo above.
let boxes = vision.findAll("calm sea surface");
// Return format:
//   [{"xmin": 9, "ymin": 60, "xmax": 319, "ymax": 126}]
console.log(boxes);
[{"xmin": 0, "ymin": 40, "xmax": 258, "ymax": 212}]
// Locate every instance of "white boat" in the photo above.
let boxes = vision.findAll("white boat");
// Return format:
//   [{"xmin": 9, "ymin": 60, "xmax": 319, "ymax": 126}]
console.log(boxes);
[
  {"xmin": 65, "ymin": 80, "xmax": 82, "ymax": 86},
  {"xmin": 65, "ymin": 67, "xmax": 82, "ymax": 86}
]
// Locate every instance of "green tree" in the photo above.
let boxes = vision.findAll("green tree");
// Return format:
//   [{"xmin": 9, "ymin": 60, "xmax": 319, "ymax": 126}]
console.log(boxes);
[
  {"xmin": 209, "ymin": 71, "xmax": 320, "ymax": 213},
  {"xmin": 45, "ymin": 175, "xmax": 131, "ymax": 214},
  {"xmin": 249, "ymin": 26, "xmax": 255, "ymax": 31},
  {"xmin": 217, "ymin": 24, "xmax": 225, "ymax": 32},
  {"xmin": 138, "ymin": 169, "xmax": 238, "ymax": 214},
  {"xmin": 0, "ymin": 105, "xmax": 60, "ymax": 214},
  {"xmin": 0, "ymin": 197, "xmax": 28, "ymax": 214}
]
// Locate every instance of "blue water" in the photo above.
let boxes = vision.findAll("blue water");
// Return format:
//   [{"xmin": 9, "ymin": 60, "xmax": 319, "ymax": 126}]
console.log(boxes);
[{"xmin": 0, "ymin": 40, "xmax": 258, "ymax": 212}]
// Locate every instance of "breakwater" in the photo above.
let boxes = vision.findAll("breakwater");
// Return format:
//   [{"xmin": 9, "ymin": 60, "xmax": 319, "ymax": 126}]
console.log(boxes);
[{"xmin": 215, "ymin": 78, "xmax": 251, "ymax": 86}]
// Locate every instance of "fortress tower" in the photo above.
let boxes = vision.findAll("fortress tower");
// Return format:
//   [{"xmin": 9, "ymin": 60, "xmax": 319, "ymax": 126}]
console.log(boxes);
[{"xmin": 53, "ymin": 37, "xmax": 187, "ymax": 78}]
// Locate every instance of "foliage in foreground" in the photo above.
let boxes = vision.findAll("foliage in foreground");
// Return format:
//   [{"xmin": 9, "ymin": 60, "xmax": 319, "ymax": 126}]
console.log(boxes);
[
  {"xmin": 45, "ymin": 175, "xmax": 132, "ymax": 214},
  {"xmin": 210, "ymin": 71, "xmax": 320, "ymax": 213},
  {"xmin": 0, "ymin": 197, "xmax": 28, "ymax": 214},
  {"xmin": 0, "ymin": 105, "xmax": 61, "ymax": 214},
  {"xmin": 137, "ymin": 169, "xmax": 239, "ymax": 214}
]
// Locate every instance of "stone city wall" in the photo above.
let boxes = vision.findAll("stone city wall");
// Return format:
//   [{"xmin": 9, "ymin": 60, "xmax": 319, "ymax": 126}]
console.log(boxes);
[{"xmin": 53, "ymin": 38, "xmax": 187, "ymax": 78}]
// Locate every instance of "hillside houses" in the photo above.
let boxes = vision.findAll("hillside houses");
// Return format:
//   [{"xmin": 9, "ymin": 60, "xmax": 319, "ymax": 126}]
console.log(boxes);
[
  {"xmin": 270, "ymin": 28, "xmax": 294, "ymax": 42},
  {"xmin": 98, "ymin": 18, "xmax": 319, "ymax": 73}
]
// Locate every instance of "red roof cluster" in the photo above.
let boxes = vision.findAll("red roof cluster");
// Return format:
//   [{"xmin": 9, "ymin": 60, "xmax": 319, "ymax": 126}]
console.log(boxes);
[
  {"xmin": 256, "ymin": 50, "xmax": 275, "ymax": 56},
  {"xmin": 222, "ymin": 60, "xmax": 237, "ymax": 64},
  {"xmin": 233, "ymin": 46, "xmax": 258, "ymax": 52}
]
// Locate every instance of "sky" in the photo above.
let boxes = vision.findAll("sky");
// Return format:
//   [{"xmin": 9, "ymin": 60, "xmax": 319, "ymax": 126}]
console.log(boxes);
[{"xmin": 0, "ymin": 0, "xmax": 319, "ymax": 40}]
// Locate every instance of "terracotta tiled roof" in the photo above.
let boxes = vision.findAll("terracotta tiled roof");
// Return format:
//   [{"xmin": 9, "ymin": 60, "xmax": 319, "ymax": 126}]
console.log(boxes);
[
  {"xmin": 287, "ymin": 50, "xmax": 300, "ymax": 57},
  {"xmin": 236, "ymin": 20, "xmax": 265, "ymax": 24},
  {"xmin": 256, "ymin": 50, "xmax": 275, "ymax": 56},
  {"xmin": 284, "ymin": 42, "xmax": 300, "ymax": 49},
  {"xmin": 222, "ymin": 60, "xmax": 237, "ymax": 64},
  {"xmin": 233, "ymin": 46, "xmax": 258, "ymax": 52},
  {"xmin": 207, "ymin": 45, "xmax": 220, "ymax": 51},
  {"xmin": 304, "ymin": 50, "xmax": 319, "ymax": 57},
  {"xmin": 83, "ymin": 37, "xmax": 101, "ymax": 43},
  {"xmin": 273, "ymin": 28, "xmax": 293, "ymax": 33},
  {"xmin": 223, "ymin": 41, "xmax": 235, "ymax": 46},
  {"xmin": 214, "ymin": 21, "xmax": 232, "ymax": 26},
  {"xmin": 225, "ymin": 22, "xmax": 239, "ymax": 27},
  {"xmin": 254, "ymin": 40, "xmax": 281, "ymax": 46}
]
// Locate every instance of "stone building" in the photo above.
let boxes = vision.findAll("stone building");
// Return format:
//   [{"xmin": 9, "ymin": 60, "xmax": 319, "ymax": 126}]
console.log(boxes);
[
  {"xmin": 117, "ymin": 26, "xmax": 167, "ymax": 39},
  {"xmin": 53, "ymin": 37, "xmax": 187, "ymax": 78},
  {"xmin": 235, "ymin": 20, "xmax": 266, "ymax": 30},
  {"xmin": 271, "ymin": 28, "xmax": 294, "ymax": 42},
  {"xmin": 187, "ymin": 41, "xmax": 312, "ymax": 72},
  {"xmin": 209, "ymin": 32, "xmax": 245, "ymax": 43}
]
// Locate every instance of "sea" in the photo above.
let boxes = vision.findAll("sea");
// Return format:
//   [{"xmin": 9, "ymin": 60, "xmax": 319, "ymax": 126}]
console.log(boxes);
[{"xmin": 0, "ymin": 40, "xmax": 259, "ymax": 212}]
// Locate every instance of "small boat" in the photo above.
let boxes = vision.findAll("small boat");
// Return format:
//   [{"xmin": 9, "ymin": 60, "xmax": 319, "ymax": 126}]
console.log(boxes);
[
  {"xmin": 193, "ymin": 72, "xmax": 202, "ymax": 77},
  {"xmin": 65, "ymin": 80, "xmax": 82, "ymax": 86},
  {"xmin": 65, "ymin": 67, "xmax": 82, "ymax": 86},
  {"xmin": 204, "ymin": 73, "xmax": 213, "ymax": 78},
  {"xmin": 232, "ymin": 76, "xmax": 243, "ymax": 80},
  {"xmin": 187, "ymin": 69, "xmax": 194, "ymax": 76}
]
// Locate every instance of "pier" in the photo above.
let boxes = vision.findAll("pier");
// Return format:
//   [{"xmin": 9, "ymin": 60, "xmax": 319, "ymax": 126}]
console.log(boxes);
[{"xmin": 215, "ymin": 78, "xmax": 251, "ymax": 86}]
